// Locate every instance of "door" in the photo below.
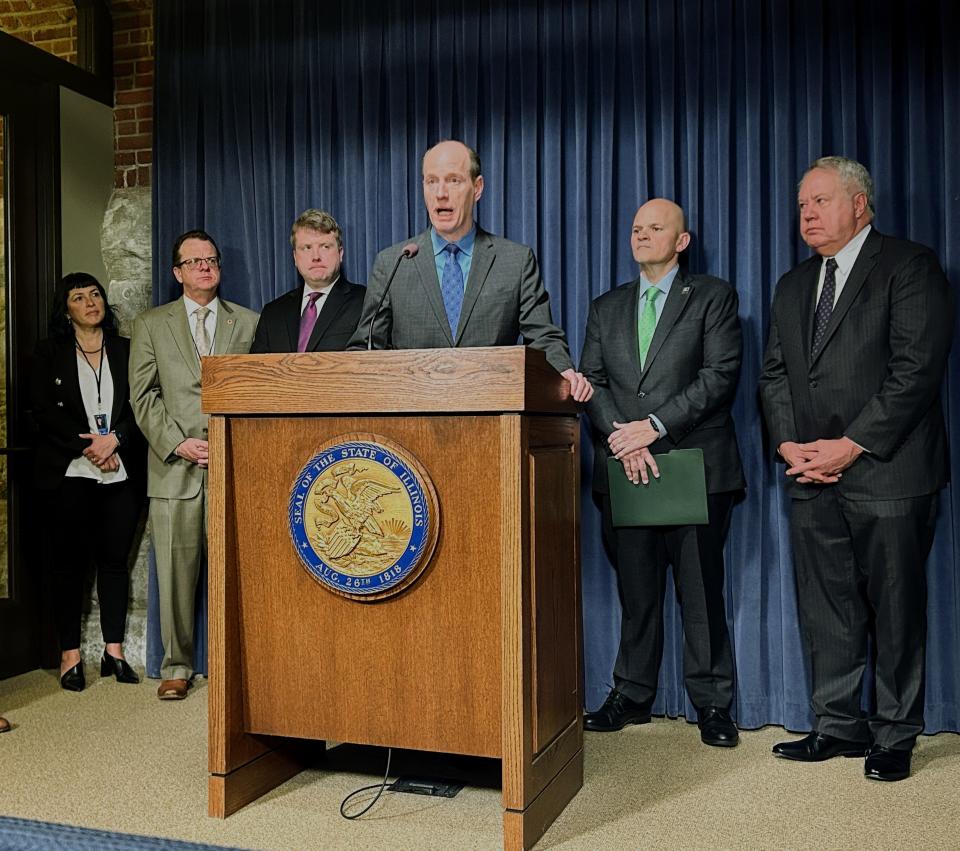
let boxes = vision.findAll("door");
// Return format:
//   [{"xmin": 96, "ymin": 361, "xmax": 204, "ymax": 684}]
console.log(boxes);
[{"xmin": 0, "ymin": 79, "xmax": 60, "ymax": 677}]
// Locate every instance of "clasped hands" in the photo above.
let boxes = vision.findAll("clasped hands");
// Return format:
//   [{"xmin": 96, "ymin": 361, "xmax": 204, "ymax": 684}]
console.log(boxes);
[
  {"xmin": 779, "ymin": 437, "xmax": 862, "ymax": 484},
  {"xmin": 609, "ymin": 418, "xmax": 661, "ymax": 485},
  {"xmin": 176, "ymin": 437, "xmax": 209, "ymax": 468},
  {"xmin": 80, "ymin": 432, "xmax": 121, "ymax": 473}
]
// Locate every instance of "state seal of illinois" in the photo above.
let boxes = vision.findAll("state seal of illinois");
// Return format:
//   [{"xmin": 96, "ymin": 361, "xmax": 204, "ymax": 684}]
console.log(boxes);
[{"xmin": 288, "ymin": 434, "xmax": 440, "ymax": 601}]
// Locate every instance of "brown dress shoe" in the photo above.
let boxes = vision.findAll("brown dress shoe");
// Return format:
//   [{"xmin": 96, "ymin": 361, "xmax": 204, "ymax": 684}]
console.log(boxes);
[
  {"xmin": 157, "ymin": 678, "xmax": 190, "ymax": 700},
  {"xmin": 0, "ymin": 716, "xmax": 10, "ymax": 733}
]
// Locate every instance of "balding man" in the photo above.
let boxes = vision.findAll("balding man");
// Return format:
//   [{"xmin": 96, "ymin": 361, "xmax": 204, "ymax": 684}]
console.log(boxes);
[
  {"xmin": 761, "ymin": 157, "xmax": 954, "ymax": 781},
  {"xmin": 349, "ymin": 140, "xmax": 592, "ymax": 401},
  {"xmin": 579, "ymin": 199, "xmax": 744, "ymax": 746}
]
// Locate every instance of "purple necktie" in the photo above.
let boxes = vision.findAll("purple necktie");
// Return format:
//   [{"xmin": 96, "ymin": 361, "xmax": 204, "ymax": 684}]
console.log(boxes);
[{"xmin": 297, "ymin": 291, "xmax": 323, "ymax": 352}]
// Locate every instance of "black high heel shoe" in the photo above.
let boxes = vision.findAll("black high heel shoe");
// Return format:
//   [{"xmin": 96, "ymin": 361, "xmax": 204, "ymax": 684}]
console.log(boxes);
[
  {"xmin": 60, "ymin": 662, "xmax": 85, "ymax": 692},
  {"xmin": 101, "ymin": 651, "xmax": 140, "ymax": 684}
]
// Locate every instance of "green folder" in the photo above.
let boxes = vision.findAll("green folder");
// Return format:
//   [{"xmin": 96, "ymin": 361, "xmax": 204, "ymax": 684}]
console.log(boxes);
[{"xmin": 607, "ymin": 448, "xmax": 708, "ymax": 526}]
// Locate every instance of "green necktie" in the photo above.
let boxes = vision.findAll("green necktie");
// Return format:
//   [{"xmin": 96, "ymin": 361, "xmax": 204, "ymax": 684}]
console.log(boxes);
[{"xmin": 637, "ymin": 285, "xmax": 662, "ymax": 368}]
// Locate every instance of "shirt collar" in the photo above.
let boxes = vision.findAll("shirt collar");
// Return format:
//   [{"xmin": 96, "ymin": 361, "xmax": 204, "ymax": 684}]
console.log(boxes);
[
  {"xmin": 303, "ymin": 275, "xmax": 340, "ymax": 300},
  {"xmin": 431, "ymin": 226, "xmax": 476, "ymax": 258},
  {"xmin": 639, "ymin": 263, "xmax": 681, "ymax": 297},
  {"xmin": 183, "ymin": 294, "xmax": 219, "ymax": 317},
  {"xmin": 828, "ymin": 224, "xmax": 872, "ymax": 276}
]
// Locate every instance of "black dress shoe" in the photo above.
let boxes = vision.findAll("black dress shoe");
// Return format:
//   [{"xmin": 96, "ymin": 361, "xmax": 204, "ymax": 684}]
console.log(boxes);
[
  {"xmin": 101, "ymin": 651, "xmax": 140, "ymax": 684},
  {"xmin": 772, "ymin": 731, "xmax": 867, "ymax": 761},
  {"xmin": 583, "ymin": 689, "xmax": 651, "ymax": 732},
  {"xmin": 698, "ymin": 707, "xmax": 739, "ymax": 747},
  {"xmin": 864, "ymin": 745, "xmax": 912, "ymax": 782},
  {"xmin": 60, "ymin": 662, "xmax": 85, "ymax": 692}
]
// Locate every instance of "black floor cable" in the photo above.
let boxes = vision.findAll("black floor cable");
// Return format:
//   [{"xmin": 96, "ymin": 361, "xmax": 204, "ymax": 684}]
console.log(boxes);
[{"xmin": 339, "ymin": 748, "xmax": 393, "ymax": 820}]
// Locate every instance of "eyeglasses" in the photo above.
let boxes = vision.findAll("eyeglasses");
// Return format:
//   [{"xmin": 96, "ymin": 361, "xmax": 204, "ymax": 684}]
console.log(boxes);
[{"xmin": 177, "ymin": 256, "xmax": 221, "ymax": 269}]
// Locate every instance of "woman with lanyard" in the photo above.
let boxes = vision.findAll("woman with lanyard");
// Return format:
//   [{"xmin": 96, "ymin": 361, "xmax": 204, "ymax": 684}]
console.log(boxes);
[{"xmin": 31, "ymin": 273, "xmax": 146, "ymax": 691}]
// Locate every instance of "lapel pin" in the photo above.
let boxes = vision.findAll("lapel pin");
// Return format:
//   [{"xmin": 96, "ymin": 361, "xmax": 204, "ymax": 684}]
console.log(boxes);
[
  {"xmin": 226, "ymin": 318, "xmax": 234, "ymax": 325},
  {"xmin": 55, "ymin": 377, "xmax": 62, "ymax": 385},
  {"xmin": 682, "ymin": 286, "xmax": 691, "ymax": 294}
]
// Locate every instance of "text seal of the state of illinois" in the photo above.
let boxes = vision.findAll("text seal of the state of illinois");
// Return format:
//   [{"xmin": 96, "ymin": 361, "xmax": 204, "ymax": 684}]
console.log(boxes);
[{"xmin": 288, "ymin": 434, "xmax": 440, "ymax": 601}]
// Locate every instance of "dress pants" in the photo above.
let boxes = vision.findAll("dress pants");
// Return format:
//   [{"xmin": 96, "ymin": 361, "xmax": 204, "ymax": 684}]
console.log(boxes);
[
  {"xmin": 149, "ymin": 481, "xmax": 206, "ymax": 681},
  {"xmin": 44, "ymin": 477, "xmax": 143, "ymax": 650},
  {"xmin": 603, "ymin": 490, "xmax": 737, "ymax": 710},
  {"xmin": 790, "ymin": 488, "xmax": 937, "ymax": 750}
]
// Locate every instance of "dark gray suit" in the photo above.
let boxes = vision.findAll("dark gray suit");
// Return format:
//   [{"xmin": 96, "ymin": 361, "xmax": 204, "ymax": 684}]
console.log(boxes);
[
  {"xmin": 580, "ymin": 270, "xmax": 744, "ymax": 710},
  {"xmin": 348, "ymin": 227, "xmax": 574, "ymax": 372},
  {"xmin": 760, "ymin": 227, "xmax": 954, "ymax": 749}
]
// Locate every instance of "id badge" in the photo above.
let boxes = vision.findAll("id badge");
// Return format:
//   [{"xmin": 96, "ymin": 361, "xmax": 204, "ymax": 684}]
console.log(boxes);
[{"xmin": 94, "ymin": 413, "xmax": 109, "ymax": 435}]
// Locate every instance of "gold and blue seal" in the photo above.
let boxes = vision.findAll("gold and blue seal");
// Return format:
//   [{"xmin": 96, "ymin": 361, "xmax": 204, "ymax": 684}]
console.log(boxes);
[{"xmin": 288, "ymin": 434, "xmax": 440, "ymax": 601}]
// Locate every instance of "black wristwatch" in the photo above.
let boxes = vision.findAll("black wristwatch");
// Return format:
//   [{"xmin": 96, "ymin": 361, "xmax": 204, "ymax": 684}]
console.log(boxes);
[{"xmin": 113, "ymin": 429, "xmax": 123, "ymax": 448}]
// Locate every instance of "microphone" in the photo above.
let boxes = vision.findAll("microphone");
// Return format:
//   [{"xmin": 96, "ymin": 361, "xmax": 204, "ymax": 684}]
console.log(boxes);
[{"xmin": 367, "ymin": 242, "xmax": 419, "ymax": 350}]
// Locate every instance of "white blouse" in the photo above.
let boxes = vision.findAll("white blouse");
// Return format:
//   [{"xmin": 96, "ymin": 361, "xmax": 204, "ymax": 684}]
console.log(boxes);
[{"xmin": 65, "ymin": 348, "xmax": 128, "ymax": 484}]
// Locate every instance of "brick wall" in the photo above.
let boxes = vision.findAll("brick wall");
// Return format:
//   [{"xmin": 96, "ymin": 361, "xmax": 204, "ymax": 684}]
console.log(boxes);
[
  {"xmin": 112, "ymin": 0, "xmax": 152, "ymax": 188},
  {"xmin": 0, "ymin": 0, "xmax": 154, "ymax": 189},
  {"xmin": 0, "ymin": 0, "xmax": 77, "ymax": 64}
]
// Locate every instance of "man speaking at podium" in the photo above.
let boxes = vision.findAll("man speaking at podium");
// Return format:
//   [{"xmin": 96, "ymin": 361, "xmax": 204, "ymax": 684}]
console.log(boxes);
[{"xmin": 348, "ymin": 139, "xmax": 592, "ymax": 403}]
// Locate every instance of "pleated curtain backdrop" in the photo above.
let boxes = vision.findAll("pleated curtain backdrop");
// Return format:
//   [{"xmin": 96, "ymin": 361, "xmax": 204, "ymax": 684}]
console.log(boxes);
[{"xmin": 151, "ymin": 0, "xmax": 960, "ymax": 733}]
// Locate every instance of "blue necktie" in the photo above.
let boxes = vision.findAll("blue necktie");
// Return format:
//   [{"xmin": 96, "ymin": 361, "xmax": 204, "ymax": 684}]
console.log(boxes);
[{"xmin": 440, "ymin": 243, "xmax": 464, "ymax": 338}]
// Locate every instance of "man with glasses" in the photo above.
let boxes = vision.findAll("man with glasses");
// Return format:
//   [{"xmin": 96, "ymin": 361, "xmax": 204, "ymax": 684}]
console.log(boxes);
[{"xmin": 130, "ymin": 229, "xmax": 258, "ymax": 700}]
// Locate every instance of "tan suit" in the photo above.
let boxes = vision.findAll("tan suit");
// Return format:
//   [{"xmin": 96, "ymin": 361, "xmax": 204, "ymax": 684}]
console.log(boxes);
[{"xmin": 130, "ymin": 297, "xmax": 258, "ymax": 679}]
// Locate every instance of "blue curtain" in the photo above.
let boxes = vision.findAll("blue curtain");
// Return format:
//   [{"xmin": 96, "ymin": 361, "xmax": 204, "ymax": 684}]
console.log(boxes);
[{"xmin": 152, "ymin": 0, "xmax": 960, "ymax": 732}]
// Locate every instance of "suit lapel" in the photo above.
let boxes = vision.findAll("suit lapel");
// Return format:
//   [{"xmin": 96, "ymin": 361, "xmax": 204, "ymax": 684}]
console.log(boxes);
[
  {"xmin": 284, "ymin": 288, "xmax": 303, "ymax": 351},
  {"xmin": 57, "ymin": 339, "xmax": 87, "ymax": 421},
  {"xmin": 166, "ymin": 299, "xmax": 201, "ymax": 380},
  {"xmin": 307, "ymin": 279, "xmax": 346, "ymax": 350},
  {"xmin": 809, "ymin": 229, "xmax": 881, "ymax": 366},
  {"xmin": 213, "ymin": 299, "xmax": 239, "ymax": 355},
  {"xmin": 455, "ymin": 229, "xmax": 494, "ymax": 345},
  {"xmin": 621, "ymin": 280, "xmax": 643, "ymax": 388},
  {"xmin": 798, "ymin": 261, "xmax": 819, "ymax": 366},
  {"xmin": 640, "ymin": 272, "xmax": 693, "ymax": 380},
  {"xmin": 413, "ymin": 230, "xmax": 454, "ymax": 345}
]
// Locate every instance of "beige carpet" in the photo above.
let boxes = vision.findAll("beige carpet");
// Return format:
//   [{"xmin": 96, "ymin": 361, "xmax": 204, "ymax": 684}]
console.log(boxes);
[{"xmin": 1, "ymin": 669, "xmax": 959, "ymax": 850}]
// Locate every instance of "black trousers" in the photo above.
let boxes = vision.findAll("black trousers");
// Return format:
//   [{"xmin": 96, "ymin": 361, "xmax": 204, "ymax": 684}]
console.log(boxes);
[
  {"xmin": 43, "ymin": 477, "xmax": 143, "ymax": 650},
  {"xmin": 603, "ymin": 490, "xmax": 738, "ymax": 710},
  {"xmin": 790, "ymin": 488, "xmax": 937, "ymax": 751}
]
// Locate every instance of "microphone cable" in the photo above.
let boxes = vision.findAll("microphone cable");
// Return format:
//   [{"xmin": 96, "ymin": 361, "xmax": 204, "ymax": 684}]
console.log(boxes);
[{"xmin": 339, "ymin": 747, "xmax": 393, "ymax": 820}]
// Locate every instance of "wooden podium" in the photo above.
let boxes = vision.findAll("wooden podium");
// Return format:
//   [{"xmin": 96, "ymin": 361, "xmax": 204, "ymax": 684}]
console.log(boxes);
[{"xmin": 202, "ymin": 346, "xmax": 583, "ymax": 850}]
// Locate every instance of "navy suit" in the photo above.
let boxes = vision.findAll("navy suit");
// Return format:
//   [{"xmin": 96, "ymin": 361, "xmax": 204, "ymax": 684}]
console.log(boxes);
[{"xmin": 251, "ymin": 277, "xmax": 365, "ymax": 354}]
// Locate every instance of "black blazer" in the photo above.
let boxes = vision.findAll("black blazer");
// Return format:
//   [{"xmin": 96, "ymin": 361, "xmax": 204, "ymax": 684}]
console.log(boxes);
[
  {"xmin": 760, "ymin": 228, "xmax": 954, "ymax": 501},
  {"xmin": 580, "ymin": 270, "xmax": 745, "ymax": 495},
  {"xmin": 30, "ymin": 335, "xmax": 146, "ymax": 491},
  {"xmin": 250, "ymin": 277, "xmax": 366, "ymax": 353}
]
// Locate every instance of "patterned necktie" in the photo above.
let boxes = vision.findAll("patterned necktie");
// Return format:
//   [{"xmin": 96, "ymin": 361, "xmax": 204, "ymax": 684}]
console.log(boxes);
[
  {"xmin": 440, "ymin": 243, "xmax": 464, "ymax": 338},
  {"xmin": 297, "ymin": 291, "xmax": 323, "ymax": 352},
  {"xmin": 812, "ymin": 258, "xmax": 838, "ymax": 354},
  {"xmin": 194, "ymin": 306, "xmax": 211, "ymax": 356},
  {"xmin": 637, "ymin": 285, "xmax": 662, "ymax": 368}
]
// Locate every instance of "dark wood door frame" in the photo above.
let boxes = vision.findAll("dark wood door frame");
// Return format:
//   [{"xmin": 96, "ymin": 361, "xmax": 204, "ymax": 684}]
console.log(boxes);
[{"xmin": 0, "ymin": 28, "xmax": 113, "ymax": 676}]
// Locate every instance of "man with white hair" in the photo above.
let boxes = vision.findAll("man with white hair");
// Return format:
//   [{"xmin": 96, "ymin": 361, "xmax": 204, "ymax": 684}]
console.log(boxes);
[{"xmin": 760, "ymin": 156, "xmax": 954, "ymax": 781}]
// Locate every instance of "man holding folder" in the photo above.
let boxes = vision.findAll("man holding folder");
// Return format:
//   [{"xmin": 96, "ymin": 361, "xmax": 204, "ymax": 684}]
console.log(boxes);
[{"xmin": 579, "ymin": 199, "xmax": 745, "ymax": 746}]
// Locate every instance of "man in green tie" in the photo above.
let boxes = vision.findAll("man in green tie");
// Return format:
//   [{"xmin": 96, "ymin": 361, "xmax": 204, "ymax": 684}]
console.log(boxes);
[{"xmin": 579, "ymin": 199, "xmax": 745, "ymax": 747}]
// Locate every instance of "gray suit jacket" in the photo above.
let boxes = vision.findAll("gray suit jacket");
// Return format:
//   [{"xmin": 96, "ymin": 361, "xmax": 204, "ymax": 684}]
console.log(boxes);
[
  {"xmin": 129, "ymin": 296, "xmax": 259, "ymax": 499},
  {"xmin": 580, "ymin": 271, "xmax": 745, "ymax": 495},
  {"xmin": 348, "ymin": 227, "xmax": 574, "ymax": 372},
  {"xmin": 760, "ymin": 228, "xmax": 954, "ymax": 501}
]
